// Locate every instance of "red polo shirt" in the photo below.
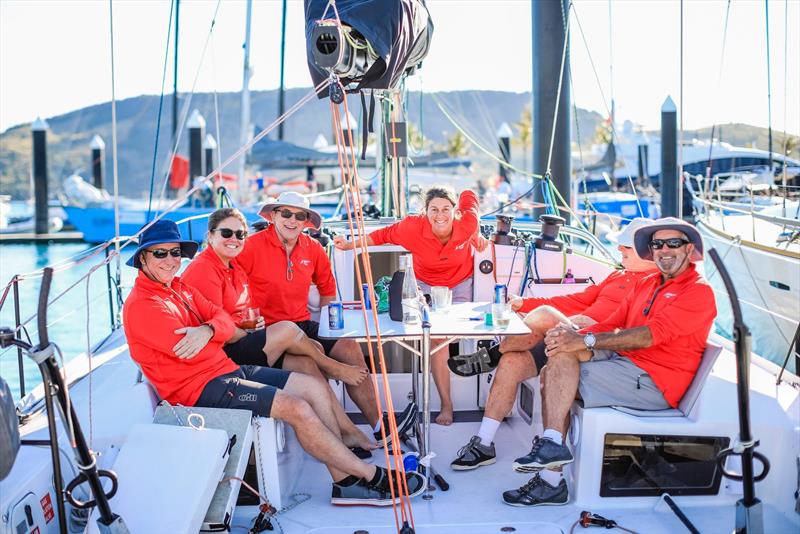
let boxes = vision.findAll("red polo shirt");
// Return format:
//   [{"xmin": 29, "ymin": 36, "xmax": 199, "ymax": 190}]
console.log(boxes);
[
  {"xmin": 236, "ymin": 225, "xmax": 337, "ymax": 324},
  {"xmin": 123, "ymin": 271, "xmax": 238, "ymax": 407},
  {"xmin": 367, "ymin": 190, "xmax": 479, "ymax": 287},
  {"xmin": 518, "ymin": 269, "xmax": 657, "ymax": 320},
  {"xmin": 584, "ymin": 263, "xmax": 716, "ymax": 407},
  {"xmin": 182, "ymin": 246, "xmax": 251, "ymax": 326}
]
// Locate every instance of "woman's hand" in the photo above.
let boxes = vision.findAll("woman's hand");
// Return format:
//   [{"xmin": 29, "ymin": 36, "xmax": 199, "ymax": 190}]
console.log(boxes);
[
  {"xmin": 173, "ymin": 325, "xmax": 214, "ymax": 359},
  {"xmin": 508, "ymin": 294, "xmax": 524, "ymax": 312},
  {"xmin": 472, "ymin": 234, "xmax": 490, "ymax": 252},
  {"xmin": 255, "ymin": 316, "xmax": 266, "ymax": 330},
  {"xmin": 332, "ymin": 236, "xmax": 355, "ymax": 251}
]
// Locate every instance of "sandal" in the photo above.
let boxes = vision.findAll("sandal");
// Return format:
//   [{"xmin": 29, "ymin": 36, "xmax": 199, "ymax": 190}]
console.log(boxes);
[{"xmin": 448, "ymin": 347, "xmax": 495, "ymax": 377}]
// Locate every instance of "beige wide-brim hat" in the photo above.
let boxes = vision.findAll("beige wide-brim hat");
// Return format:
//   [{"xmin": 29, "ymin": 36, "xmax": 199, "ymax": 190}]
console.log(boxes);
[
  {"xmin": 633, "ymin": 217, "xmax": 704, "ymax": 261},
  {"xmin": 258, "ymin": 191, "xmax": 322, "ymax": 230},
  {"xmin": 606, "ymin": 217, "xmax": 654, "ymax": 248}
]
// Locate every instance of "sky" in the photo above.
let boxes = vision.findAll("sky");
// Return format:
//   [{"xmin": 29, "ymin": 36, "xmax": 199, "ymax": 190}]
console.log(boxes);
[{"xmin": 1, "ymin": 0, "xmax": 798, "ymax": 136}]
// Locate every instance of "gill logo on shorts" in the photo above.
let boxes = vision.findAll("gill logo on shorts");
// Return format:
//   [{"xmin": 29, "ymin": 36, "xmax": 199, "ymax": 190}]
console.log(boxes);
[{"xmin": 238, "ymin": 393, "xmax": 258, "ymax": 403}]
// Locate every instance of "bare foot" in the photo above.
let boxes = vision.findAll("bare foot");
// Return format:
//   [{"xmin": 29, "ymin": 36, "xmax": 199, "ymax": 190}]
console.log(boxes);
[
  {"xmin": 500, "ymin": 332, "xmax": 540, "ymax": 353},
  {"xmin": 327, "ymin": 361, "xmax": 368, "ymax": 386},
  {"xmin": 343, "ymin": 430, "xmax": 378, "ymax": 450},
  {"xmin": 435, "ymin": 405, "xmax": 453, "ymax": 426}
]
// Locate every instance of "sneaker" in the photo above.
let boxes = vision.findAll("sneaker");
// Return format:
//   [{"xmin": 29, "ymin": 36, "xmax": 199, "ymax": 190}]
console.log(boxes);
[
  {"xmin": 374, "ymin": 402, "xmax": 417, "ymax": 448},
  {"xmin": 450, "ymin": 435, "xmax": 496, "ymax": 471},
  {"xmin": 349, "ymin": 446, "xmax": 373, "ymax": 462},
  {"xmin": 502, "ymin": 473, "xmax": 568, "ymax": 506},
  {"xmin": 512, "ymin": 436, "xmax": 573, "ymax": 473},
  {"xmin": 331, "ymin": 467, "xmax": 427, "ymax": 506}
]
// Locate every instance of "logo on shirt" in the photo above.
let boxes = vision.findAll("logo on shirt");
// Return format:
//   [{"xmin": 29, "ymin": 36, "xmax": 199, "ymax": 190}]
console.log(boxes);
[
  {"xmin": 454, "ymin": 242, "xmax": 468, "ymax": 251},
  {"xmin": 299, "ymin": 259, "xmax": 312, "ymax": 266},
  {"xmin": 664, "ymin": 292, "xmax": 677, "ymax": 299}
]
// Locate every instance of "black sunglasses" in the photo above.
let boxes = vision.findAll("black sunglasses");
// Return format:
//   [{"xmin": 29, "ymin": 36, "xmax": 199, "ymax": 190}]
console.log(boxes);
[
  {"xmin": 213, "ymin": 228, "xmax": 248, "ymax": 240},
  {"xmin": 275, "ymin": 208, "xmax": 308, "ymax": 222},
  {"xmin": 649, "ymin": 238, "xmax": 690, "ymax": 250},
  {"xmin": 145, "ymin": 247, "xmax": 182, "ymax": 259}
]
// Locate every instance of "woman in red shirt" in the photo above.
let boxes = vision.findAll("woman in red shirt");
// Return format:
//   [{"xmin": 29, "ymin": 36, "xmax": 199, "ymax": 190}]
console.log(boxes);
[
  {"xmin": 183, "ymin": 208, "xmax": 375, "ymax": 452},
  {"xmin": 333, "ymin": 186, "xmax": 488, "ymax": 425}
]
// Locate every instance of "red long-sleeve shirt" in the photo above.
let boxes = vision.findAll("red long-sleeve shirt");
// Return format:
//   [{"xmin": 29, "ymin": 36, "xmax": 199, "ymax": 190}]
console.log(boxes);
[
  {"xmin": 367, "ymin": 190, "xmax": 480, "ymax": 287},
  {"xmin": 518, "ymin": 269, "xmax": 657, "ymax": 320},
  {"xmin": 584, "ymin": 263, "xmax": 716, "ymax": 407},
  {"xmin": 236, "ymin": 225, "xmax": 337, "ymax": 324},
  {"xmin": 123, "ymin": 271, "xmax": 238, "ymax": 406},
  {"xmin": 182, "ymin": 246, "xmax": 251, "ymax": 326}
]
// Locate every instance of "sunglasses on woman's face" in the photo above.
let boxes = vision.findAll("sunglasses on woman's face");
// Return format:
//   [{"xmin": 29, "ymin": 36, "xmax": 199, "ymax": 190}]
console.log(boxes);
[
  {"xmin": 275, "ymin": 208, "xmax": 308, "ymax": 222},
  {"xmin": 649, "ymin": 238, "xmax": 690, "ymax": 250},
  {"xmin": 145, "ymin": 247, "xmax": 182, "ymax": 259},
  {"xmin": 213, "ymin": 228, "xmax": 248, "ymax": 240}
]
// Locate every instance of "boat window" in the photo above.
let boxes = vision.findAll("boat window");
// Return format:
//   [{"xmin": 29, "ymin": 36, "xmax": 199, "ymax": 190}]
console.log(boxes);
[{"xmin": 600, "ymin": 433, "xmax": 730, "ymax": 497}]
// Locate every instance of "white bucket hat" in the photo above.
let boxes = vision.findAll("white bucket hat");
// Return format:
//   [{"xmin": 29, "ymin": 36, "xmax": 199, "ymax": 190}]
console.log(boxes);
[
  {"xmin": 258, "ymin": 191, "xmax": 322, "ymax": 230},
  {"xmin": 633, "ymin": 217, "xmax": 704, "ymax": 261},
  {"xmin": 606, "ymin": 217, "xmax": 654, "ymax": 248}
]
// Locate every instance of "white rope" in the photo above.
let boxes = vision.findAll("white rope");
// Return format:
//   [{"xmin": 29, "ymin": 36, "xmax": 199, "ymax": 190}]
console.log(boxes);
[{"xmin": 108, "ymin": 0, "xmax": 122, "ymax": 309}]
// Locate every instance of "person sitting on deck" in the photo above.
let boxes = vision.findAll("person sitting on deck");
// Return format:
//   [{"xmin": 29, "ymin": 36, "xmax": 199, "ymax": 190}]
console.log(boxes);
[
  {"xmin": 235, "ymin": 192, "xmax": 416, "ymax": 448},
  {"xmin": 501, "ymin": 217, "xmax": 716, "ymax": 507},
  {"xmin": 449, "ymin": 218, "xmax": 657, "ymax": 471},
  {"xmin": 181, "ymin": 207, "xmax": 376, "ymax": 457},
  {"xmin": 333, "ymin": 185, "xmax": 489, "ymax": 426},
  {"xmin": 122, "ymin": 219, "xmax": 425, "ymax": 506}
]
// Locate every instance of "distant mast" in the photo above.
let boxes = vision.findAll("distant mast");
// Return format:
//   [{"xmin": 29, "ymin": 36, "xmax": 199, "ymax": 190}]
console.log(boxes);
[{"xmin": 238, "ymin": 0, "xmax": 253, "ymax": 201}]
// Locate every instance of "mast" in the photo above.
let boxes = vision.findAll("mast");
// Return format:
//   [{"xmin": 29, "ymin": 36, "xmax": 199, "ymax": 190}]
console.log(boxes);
[
  {"xmin": 172, "ymin": 0, "xmax": 179, "ymax": 142},
  {"xmin": 239, "ymin": 0, "xmax": 253, "ymax": 200},
  {"xmin": 278, "ymin": 0, "xmax": 287, "ymax": 141}
]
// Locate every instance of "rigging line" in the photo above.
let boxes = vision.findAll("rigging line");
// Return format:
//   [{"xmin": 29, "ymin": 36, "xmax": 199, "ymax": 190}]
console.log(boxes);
[
  {"xmin": 8, "ymin": 82, "xmax": 330, "ymax": 337},
  {"xmin": 704, "ymin": 0, "xmax": 732, "ymax": 175},
  {"xmin": 209, "ymin": 30, "xmax": 224, "ymax": 189},
  {"xmin": 146, "ymin": 0, "xmax": 176, "ymax": 223},
  {"xmin": 780, "ymin": 0, "xmax": 788, "ymax": 216},
  {"xmin": 154, "ymin": 0, "xmax": 223, "ymax": 216},
  {"xmin": 679, "ymin": 0, "xmax": 684, "ymax": 218},
  {"xmin": 108, "ymin": 0, "xmax": 122, "ymax": 310},
  {"xmin": 764, "ymin": 0, "xmax": 774, "ymax": 170}
]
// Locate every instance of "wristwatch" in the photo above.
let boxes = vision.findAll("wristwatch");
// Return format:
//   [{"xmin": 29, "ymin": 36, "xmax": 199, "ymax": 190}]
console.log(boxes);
[{"xmin": 583, "ymin": 332, "xmax": 597, "ymax": 350}]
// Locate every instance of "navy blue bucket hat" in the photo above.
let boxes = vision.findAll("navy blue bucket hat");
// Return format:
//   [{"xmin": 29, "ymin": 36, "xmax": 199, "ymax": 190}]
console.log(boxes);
[{"xmin": 126, "ymin": 219, "xmax": 199, "ymax": 269}]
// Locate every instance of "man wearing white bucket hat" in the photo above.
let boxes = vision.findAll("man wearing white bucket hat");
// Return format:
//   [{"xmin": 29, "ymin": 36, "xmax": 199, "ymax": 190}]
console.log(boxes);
[
  {"xmin": 449, "ymin": 217, "xmax": 657, "ymax": 471},
  {"xmin": 236, "ymin": 192, "xmax": 417, "ymax": 450},
  {"xmin": 501, "ymin": 217, "xmax": 715, "ymax": 507}
]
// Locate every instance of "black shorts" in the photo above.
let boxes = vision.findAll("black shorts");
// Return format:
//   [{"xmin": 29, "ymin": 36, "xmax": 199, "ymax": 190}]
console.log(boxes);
[
  {"xmin": 529, "ymin": 341, "xmax": 549, "ymax": 371},
  {"xmin": 223, "ymin": 329, "xmax": 285, "ymax": 369},
  {"xmin": 196, "ymin": 365, "xmax": 291, "ymax": 418},
  {"xmin": 294, "ymin": 320, "xmax": 339, "ymax": 355}
]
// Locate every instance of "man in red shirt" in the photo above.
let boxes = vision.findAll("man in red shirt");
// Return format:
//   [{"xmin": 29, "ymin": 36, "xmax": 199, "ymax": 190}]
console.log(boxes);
[
  {"xmin": 237, "ymin": 192, "xmax": 416, "ymax": 447},
  {"xmin": 501, "ymin": 217, "xmax": 716, "ymax": 507},
  {"xmin": 123, "ymin": 220, "xmax": 425, "ymax": 505},
  {"xmin": 450, "ymin": 218, "xmax": 656, "ymax": 471}
]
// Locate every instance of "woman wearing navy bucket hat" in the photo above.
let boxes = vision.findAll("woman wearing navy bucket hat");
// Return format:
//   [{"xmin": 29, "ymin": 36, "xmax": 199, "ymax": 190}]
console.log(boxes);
[{"xmin": 122, "ymin": 219, "xmax": 428, "ymax": 505}]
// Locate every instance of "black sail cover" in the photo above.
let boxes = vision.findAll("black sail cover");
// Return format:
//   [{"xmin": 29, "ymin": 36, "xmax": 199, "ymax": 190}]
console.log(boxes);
[{"xmin": 304, "ymin": 0, "xmax": 433, "ymax": 95}]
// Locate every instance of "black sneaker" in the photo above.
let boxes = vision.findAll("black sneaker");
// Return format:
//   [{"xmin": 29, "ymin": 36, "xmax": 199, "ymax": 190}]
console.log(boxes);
[
  {"xmin": 349, "ymin": 446, "xmax": 373, "ymax": 462},
  {"xmin": 450, "ymin": 435, "xmax": 496, "ymax": 471},
  {"xmin": 512, "ymin": 436, "xmax": 573, "ymax": 473},
  {"xmin": 331, "ymin": 467, "xmax": 427, "ymax": 506},
  {"xmin": 374, "ymin": 402, "xmax": 417, "ymax": 448},
  {"xmin": 502, "ymin": 473, "xmax": 568, "ymax": 506}
]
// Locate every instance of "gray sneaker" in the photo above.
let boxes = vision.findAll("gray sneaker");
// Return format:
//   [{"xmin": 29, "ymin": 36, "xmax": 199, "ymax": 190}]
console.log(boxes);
[
  {"xmin": 450, "ymin": 435, "xmax": 496, "ymax": 471},
  {"xmin": 512, "ymin": 436, "xmax": 573, "ymax": 473},
  {"xmin": 331, "ymin": 467, "xmax": 427, "ymax": 506},
  {"xmin": 502, "ymin": 473, "xmax": 568, "ymax": 506}
]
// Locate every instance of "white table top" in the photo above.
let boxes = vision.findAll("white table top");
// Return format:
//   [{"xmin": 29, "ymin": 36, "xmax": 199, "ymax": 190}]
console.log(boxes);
[{"xmin": 318, "ymin": 301, "xmax": 530, "ymax": 341}]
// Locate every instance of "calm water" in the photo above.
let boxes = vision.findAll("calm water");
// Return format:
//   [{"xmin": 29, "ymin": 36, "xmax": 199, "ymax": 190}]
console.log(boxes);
[{"xmin": 0, "ymin": 242, "xmax": 137, "ymax": 400}]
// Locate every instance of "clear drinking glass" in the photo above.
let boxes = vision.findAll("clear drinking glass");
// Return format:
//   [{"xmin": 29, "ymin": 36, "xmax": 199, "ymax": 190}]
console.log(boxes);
[
  {"xmin": 431, "ymin": 286, "xmax": 452, "ymax": 311},
  {"xmin": 491, "ymin": 302, "xmax": 511, "ymax": 328},
  {"xmin": 241, "ymin": 307, "xmax": 262, "ymax": 330}
]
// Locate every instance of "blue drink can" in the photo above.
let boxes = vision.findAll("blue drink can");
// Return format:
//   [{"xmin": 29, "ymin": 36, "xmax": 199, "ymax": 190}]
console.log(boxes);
[
  {"xmin": 494, "ymin": 283, "xmax": 508, "ymax": 304},
  {"xmin": 362, "ymin": 283, "xmax": 372, "ymax": 310},
  {"xmin": 328, "ymin": 301, "xmax": 344, "ymax": 330}
]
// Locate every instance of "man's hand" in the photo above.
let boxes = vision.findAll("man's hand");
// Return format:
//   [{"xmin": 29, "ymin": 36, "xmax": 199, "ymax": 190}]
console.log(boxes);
[
  {"xmin": 332, "ymin": 236, "xmax": 355, "ymax": 251},
  {"xmin": 544, "ymin": 324, "xmax": 585, "ymax": 357},
  {"xmin": 472, "ymin": 234, "xmax": 490, "ymax": 253},
  {"xmin": 173, "ymin": 325, "xmax": 214, "ymax": 359},
  {"xmin": 508, "ymin": 294, "xmax": 524, "ymax": 312},
  {"xmin": 227, "ymin": 327, "xmax": 248, "ymax": 344}
]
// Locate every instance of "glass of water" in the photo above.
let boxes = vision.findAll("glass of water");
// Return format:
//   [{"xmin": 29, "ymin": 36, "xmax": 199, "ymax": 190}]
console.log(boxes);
[{"xmin": 491, "ymin": 302, "xmax": 511, "ymax": 328}]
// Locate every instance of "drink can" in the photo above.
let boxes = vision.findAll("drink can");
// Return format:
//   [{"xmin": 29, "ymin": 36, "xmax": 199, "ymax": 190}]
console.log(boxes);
[
  {"xmin": 362, "ymin": 283, "xmax": 372, "ymax": 310},
  {"xmin": 328, "ymin": 301, "xmax": 344, "ymax": 330},
  {"xmin": 494, "ymin": 283, "xmax": 508, "ymax": 304}
]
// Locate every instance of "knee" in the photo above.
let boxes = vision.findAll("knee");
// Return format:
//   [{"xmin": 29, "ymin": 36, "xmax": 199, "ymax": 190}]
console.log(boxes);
[
  {"xmin": 280, "ymin": 394, "xmax": 316, "ymax": 424},
  {"xmin": 524, "ymin": 307, "xmax": 561, "ymax": 334},
  {"xmin": 272, "ymin": 321, "xmax": 302, "ymax": 343}
]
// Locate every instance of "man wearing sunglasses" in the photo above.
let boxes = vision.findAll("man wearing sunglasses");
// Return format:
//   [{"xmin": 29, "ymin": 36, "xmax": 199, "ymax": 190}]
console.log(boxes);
[
  {"xmin": 500, "ymin": 217, "xmax": 716, "ymax": 507},
  {"xmin": 236, "ymin": 192, "xmax": 417, "ymax": 449}
]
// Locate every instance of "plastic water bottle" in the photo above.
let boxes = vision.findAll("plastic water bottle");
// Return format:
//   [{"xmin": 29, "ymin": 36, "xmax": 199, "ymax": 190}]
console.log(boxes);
[{"xmin": 401, "ymin": 254, "xmax": 420, "ymax": 324}]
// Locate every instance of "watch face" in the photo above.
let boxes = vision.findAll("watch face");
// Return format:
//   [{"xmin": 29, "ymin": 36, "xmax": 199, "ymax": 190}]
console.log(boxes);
[{"xmin": 584, "ymin": 333, "xmax": 596, "ymax": 348}]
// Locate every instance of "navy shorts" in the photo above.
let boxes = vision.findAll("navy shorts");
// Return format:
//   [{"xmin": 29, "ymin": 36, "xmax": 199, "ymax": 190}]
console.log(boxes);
[
  {"xmin": 223, "ymin": 329, "xmax": 285, "ymax": 369},
  {"xmin": 195, "ymin": 365, "xmax": 291, "ymax": 418},
  {"xmin": 295, "ymin": 320, "xmax": 339, "ymax": 355}
]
